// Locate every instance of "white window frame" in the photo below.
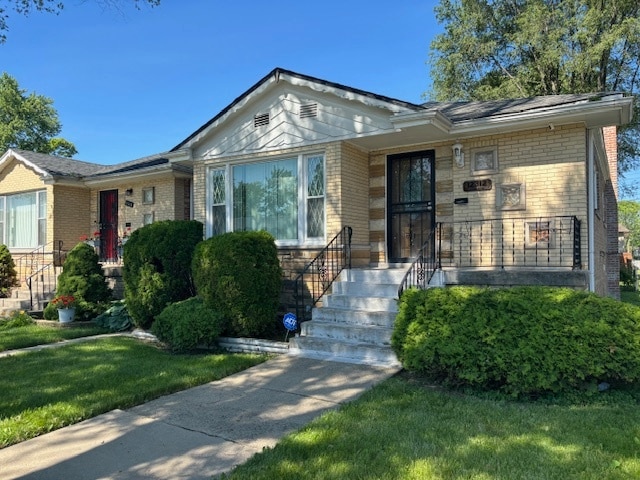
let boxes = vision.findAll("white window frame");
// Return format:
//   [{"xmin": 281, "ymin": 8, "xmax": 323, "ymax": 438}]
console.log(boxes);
[
  {"xmin": 205, "ymin": 152, "xmax": 326, "ymax": 246},
  {"xmin": 0, "ymin": 190, "xmax": 47, "ymax": 249}
]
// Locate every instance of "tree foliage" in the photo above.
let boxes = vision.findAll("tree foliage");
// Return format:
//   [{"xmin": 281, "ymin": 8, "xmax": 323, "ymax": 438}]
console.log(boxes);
[
  {"xmin": 429, "ymin": 0, "xmax": 640, "ymax": 173},
  {"xmin": 0, "ymin": 72, "xmax": 77, "ymax": 156},
  {"xmin": 0, "ymin": 1, "xmax": 161, "ymax": 43},
  {"xmin": 619, "ymin": 200, "xmax": 640, "ymax": 253}
]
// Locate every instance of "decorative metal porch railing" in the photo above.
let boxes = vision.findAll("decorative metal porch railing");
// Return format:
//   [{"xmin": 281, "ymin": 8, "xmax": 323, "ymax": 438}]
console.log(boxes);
[
  {"xmin": 16, "ymin": 240, "xmax": 66, "ymax": 311},
  {"xmin": 440, "ymin": 216, "xmax": 582, "ymax": 270},
  {"xmin": 294, "ymin": 226, "xmax": 352, "ymax": 322},
  {"xmin": 398, "ymin": 226, "xmax": 440, "ymax": 298}
]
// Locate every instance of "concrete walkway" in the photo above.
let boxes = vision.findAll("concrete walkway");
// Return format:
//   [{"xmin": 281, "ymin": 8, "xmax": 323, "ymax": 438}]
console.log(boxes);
[{"xmin": 0, "ymin": 348, "xmax": 399, "ymax": 479}]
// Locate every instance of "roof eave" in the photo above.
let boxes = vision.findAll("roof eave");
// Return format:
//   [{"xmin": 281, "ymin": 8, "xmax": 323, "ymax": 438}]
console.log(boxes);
[
  {"xmin": 0, "ymin": 149, "xmax": 51, "ymax": 177},
  {"xmin": 83, "ymin": 164, "xmax": 192, "ymax": 187},
  {"xmin": 451, "ymin": 96, "xmax": 634, "ymax": 136},
  {"xmin": 390, "ymin": 95, "xmax": 633, "ymax": 139}
]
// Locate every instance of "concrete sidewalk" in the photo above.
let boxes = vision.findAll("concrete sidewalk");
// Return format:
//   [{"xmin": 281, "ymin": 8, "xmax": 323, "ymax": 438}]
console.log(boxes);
[{"xmin": 0, "ymin": 354, "xmax": 399, "ymax": 479}]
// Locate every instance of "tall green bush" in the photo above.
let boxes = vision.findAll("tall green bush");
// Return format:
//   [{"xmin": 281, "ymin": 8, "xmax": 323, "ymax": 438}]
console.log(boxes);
[
  {"xmin": 192, "ymin": 230, "xmax": 282, "ymax": 338},
  {"xmin": 44, "ymin": 242, "xmax": 112, "ymax": 320},
  {"xmin": 392, "ymin": 286, "xmax": 640, "ymax": 397},
  {"xmin": 123, "ymin": 220, "xmax": 203, "ymax": 329},
  {"xmin": 0, "ymin": 244, "xmax": 18, "ymax": 298}
]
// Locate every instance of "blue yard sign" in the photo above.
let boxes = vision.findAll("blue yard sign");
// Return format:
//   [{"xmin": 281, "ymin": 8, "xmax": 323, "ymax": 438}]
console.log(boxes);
[{"xmin": 283, "ymin": 312, "xmax": 298, "ymax": 341}]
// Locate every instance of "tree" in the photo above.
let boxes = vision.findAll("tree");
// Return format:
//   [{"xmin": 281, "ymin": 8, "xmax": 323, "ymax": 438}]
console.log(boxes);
[
  {"xmin": 0, "ymin": 72, "xmax": 77, "ymax": 156},
  {"xmin": 619, "ymin": 200, "xmax": 640, "ymax": 254},
  {"xmin": 429, "ymin": 0, "xmax": 640, "ymax": 175},
  {"xmin": 0, "ymin": 1, "xmax": 161, "ymax": 43}
]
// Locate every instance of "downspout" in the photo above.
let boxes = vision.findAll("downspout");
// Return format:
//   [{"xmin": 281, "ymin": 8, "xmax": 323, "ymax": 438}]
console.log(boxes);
[{"xmin": 587, "ymin": 131, "xmax": 596, "ymax": 292}]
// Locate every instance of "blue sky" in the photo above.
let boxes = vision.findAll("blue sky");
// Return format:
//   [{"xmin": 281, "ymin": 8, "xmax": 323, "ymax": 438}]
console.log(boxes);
[
  {"xmin": 2, "ymin": 1, "xmax": 440, "ymax": 165},
  {"xmin": 4, "ymin": 1, "xmax": 637, "ymax": 196}
]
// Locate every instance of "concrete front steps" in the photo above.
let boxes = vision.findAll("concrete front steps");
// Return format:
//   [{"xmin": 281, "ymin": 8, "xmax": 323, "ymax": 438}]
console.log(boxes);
[
  {"xmin": 289, "ymin": 267, "xmax": 406, "ymax": 367},
  {"xmin": 0, "ymin": 281, "xmax": 54, "ymax": 316}
]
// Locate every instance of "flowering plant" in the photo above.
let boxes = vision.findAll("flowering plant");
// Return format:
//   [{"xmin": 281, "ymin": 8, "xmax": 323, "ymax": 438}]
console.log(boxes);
[{"xmin": 50, "ymin": 295, "xmax": 77, "ymax": 309}]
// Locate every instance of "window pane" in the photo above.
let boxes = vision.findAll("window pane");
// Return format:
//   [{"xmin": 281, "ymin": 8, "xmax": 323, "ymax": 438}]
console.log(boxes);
[
  {"xmin": 211, "ymin": 170, "xmax": 225, "ymax": 204},
  {"xmin": 212, "ymin": 205, "xmax": 226, "ymax": 236},
  {"xmin": 38, "ymin": 191, "xmax": 47, "ymax": 245},
  {"xmin": 9, "ymin": 193, "xmax": 37, "ymax": 248},
  {"xmin": 233, "ymin": 159, "xmax": 298, "ymax": 240},
  {"xmin": 307, "ymin": 155, "xmax": 324, "ymax": 196},
  {"xmin": 0, "ymin": 197, "xmax": 4, "ymax": 245},
  {"xmin": 307, "ymin": 197, "xmax": 324, "ymax": 238}
]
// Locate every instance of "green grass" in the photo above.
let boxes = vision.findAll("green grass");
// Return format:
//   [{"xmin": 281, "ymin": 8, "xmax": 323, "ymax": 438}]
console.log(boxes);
[
  {"xmin": 0, "ymin": 323, "xmax": 110, "ymax": 352},
  {"xmin": 0, "ymin": 337, "xmax": 267, "ymax": 448},
  {"xmin": 620, "ymin": 288, "xmax": 640, "ymax": 307},
  {"xmin": 221, "ymin": 373, "xmax": 640, "ymax": 480}
]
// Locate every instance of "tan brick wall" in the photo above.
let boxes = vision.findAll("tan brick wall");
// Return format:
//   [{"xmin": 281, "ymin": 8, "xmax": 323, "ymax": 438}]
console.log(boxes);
[
  {"xmin": 89, "ymin": 175, "xmax": 189, "ymax": 236},
  {"xmin": 52, "ymin": 185, "xmax": 91, "ymax": 252},
  {"xmin": 0, "ymin": 159, "xmax": 44, "ymax": 194},
  {"xmin": 333, "ymin": 142, "xmax": 370, "ymax": 265},
  {"xmin": 369, "ymin": 125, "xmax": 590, "ymax": 265}
]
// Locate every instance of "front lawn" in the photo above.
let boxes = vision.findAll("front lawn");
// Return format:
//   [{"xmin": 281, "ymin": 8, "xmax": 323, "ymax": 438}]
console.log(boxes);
[
  {"xmin": 0, "ymin": 323, "xmax": 109, "ymax": 352},
  {"xmin": 221, "ymin": 373, "xmax": 640, "ymax": 479},
  {"xmin": 0, "ymin": 337, "xmax": 267, "ymax": 448}
]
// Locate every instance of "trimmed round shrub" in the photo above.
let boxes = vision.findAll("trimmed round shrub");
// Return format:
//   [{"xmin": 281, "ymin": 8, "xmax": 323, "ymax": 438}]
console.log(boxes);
[
  {"xmin": 123, "ymin": 220, "xmax": 203, "ymax": 329},
  {"xmin": 151, "ymin": 297, "xmax": 224, "ymax": 352},
  {"xmin": 192, "ymin": 230, "xmax": 282, "ymax": 338},
  {"xmin": 392, "ymin": 286, "xmax": 640, "ymax": 397},
  {"xmin": 0, "ymin": 244, "xmax": 18, "ymax": 298},
  {"xmin": 44, "ymin": 242, "xmax": 112, "ymax": 320}
]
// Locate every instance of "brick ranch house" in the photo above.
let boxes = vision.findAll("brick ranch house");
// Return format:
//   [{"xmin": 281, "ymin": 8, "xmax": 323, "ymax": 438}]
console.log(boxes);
[
  {"xmin": 165, "ymin": 68, "xmax": 633, "ymax": 363},
  {"xmin": 168, "ymin": 69, "xmax": 632, "ymax": 296},
  {"xmin": 0, "ymin": 148, "xmax": 191, "ymax": 309},
  {"xmin": 0, "ymin": 68, "xmax": 633, "ymax": 362}
]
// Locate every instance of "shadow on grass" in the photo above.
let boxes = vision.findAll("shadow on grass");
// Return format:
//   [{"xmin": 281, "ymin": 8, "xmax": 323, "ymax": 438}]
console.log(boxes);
[{"xmin": 221, "ymin": 375, "xmax": 640, "ymax": 479}]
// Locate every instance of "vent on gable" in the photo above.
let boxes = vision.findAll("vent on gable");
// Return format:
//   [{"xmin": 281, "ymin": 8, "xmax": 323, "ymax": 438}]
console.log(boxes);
[
  {"xmin": 299, "ymin": 103, "xmax": 318, "ymax": 118},
  {"xmin": 254, "ymin": 112, "xmax": 270, "ymax": 128}
]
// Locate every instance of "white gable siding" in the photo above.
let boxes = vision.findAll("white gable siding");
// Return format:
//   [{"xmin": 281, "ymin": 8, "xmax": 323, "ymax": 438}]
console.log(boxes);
[{"xmin": 194, "ymin": 84, "xmax": 397, "ymax": 159}]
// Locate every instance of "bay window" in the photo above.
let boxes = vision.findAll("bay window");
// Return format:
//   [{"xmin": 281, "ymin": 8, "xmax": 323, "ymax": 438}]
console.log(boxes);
[
  {"xmin": 207, "ymin": 153, "xmax": 325, "ymax": 244},
  {"xmin": 0, "ymin": 190, "xmax": 47, "ymax": 248}
]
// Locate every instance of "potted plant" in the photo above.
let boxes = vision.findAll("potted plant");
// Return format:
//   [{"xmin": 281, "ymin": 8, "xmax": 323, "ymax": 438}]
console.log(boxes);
[{"xmin": 50, "ymin": 295, "xmax": 77, "ymax": 323}]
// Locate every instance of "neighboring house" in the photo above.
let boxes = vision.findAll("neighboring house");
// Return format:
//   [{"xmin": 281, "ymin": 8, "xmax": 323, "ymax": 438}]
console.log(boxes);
[
  {"xmin": 169, "ymin": 68, "xmax": 633, "ymax": 301},
  {"xmin": 0, "ymin": 148, "xmax": 192, "ymax": 288}
]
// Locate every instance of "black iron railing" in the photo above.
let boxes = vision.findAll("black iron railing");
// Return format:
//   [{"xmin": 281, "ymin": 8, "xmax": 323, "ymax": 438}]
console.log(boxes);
[
  {"xmin": 16, "ymin": 240, "xmax": 65, "ymax": 311},
  {"xmin": 440, "ymin": 216, "xmax": 582, "ymax": 269},
  {"xmin": 398, "ymin": 226, "xmax": 440, "ymax": 298},
  {"xmin": 294, "ymin": 226, "xmax": 352, "ymax": 322}
]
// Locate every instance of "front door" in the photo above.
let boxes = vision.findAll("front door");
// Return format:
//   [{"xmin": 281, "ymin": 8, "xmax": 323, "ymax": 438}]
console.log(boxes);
[
  {"xmin": 99, "ymin": 190, "xmax": 118, "ymax": 262},
  {"xmin": 388, "ymin": 150, "xmax": 435, "ymax": 262}
]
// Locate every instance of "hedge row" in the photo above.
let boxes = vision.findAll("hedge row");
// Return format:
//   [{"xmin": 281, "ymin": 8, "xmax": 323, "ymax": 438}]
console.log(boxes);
[{"xmin": 392, "ymin": 286, "xmax": 640, "ymax": 397}]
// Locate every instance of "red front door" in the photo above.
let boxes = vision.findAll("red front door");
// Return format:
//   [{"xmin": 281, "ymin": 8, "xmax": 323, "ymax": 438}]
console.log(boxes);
[{"xmin": 99, "ymin": 190, "xmax": 118, "ymax": 262}]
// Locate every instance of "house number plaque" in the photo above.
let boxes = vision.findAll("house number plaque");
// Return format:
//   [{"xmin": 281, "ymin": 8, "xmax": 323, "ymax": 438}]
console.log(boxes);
[{"xmin": 463, "ymin": 179, "xmax": 492, "ymax": 192}]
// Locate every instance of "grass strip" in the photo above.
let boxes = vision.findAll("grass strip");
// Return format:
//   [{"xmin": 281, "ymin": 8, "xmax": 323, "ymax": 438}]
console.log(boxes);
[
  {"xmin": 0, "ymin": 324, "xmax": 110, "ymax": 352},
  {"xmin": 0, "ymin": 336, "xmax": 267, "ymax": 448},
  {"xmin": 221, "ymin": 375, "xmax": 640, "ymax": 480}
]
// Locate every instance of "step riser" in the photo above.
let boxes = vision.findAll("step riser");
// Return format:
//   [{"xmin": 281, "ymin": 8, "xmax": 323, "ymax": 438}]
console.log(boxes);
[
  {"xmin": 300, "ymin": 322, "xmax": 392, "ymax": 345},
  {"xmin": 289, "ymin": 337, "xmax": 400, "ymax": 367},
  {"xmin": 311, "ymin": 308, "xmax": 396, "ymax": 327},
  {"xmin": 323, "ymin": 295, "xmax": 398, "ymax": 312},
  {"xmin": 332, "ymin": 282, "xmax": 398, "ymax": 298},
  {"xmin": 341, "ymin": 269, "xmax": 408, "ymax": 284}
]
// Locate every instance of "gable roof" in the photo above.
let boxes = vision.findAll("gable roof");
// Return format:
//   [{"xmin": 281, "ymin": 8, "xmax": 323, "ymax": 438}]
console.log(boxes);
[
  {"xmin": 170, "ymin": 68, "xmax": 633, "ymax": 154},
  {"xmin": 3, "ymin": 149, "xmax": 101, "ymax": 178},
  {"xmin": 0, "ymin": 148, "xmax": 192, "ymax": 184},
  {"xmin": 171, "ymin": 67, "xmax": 425, "ymax": 152}
]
